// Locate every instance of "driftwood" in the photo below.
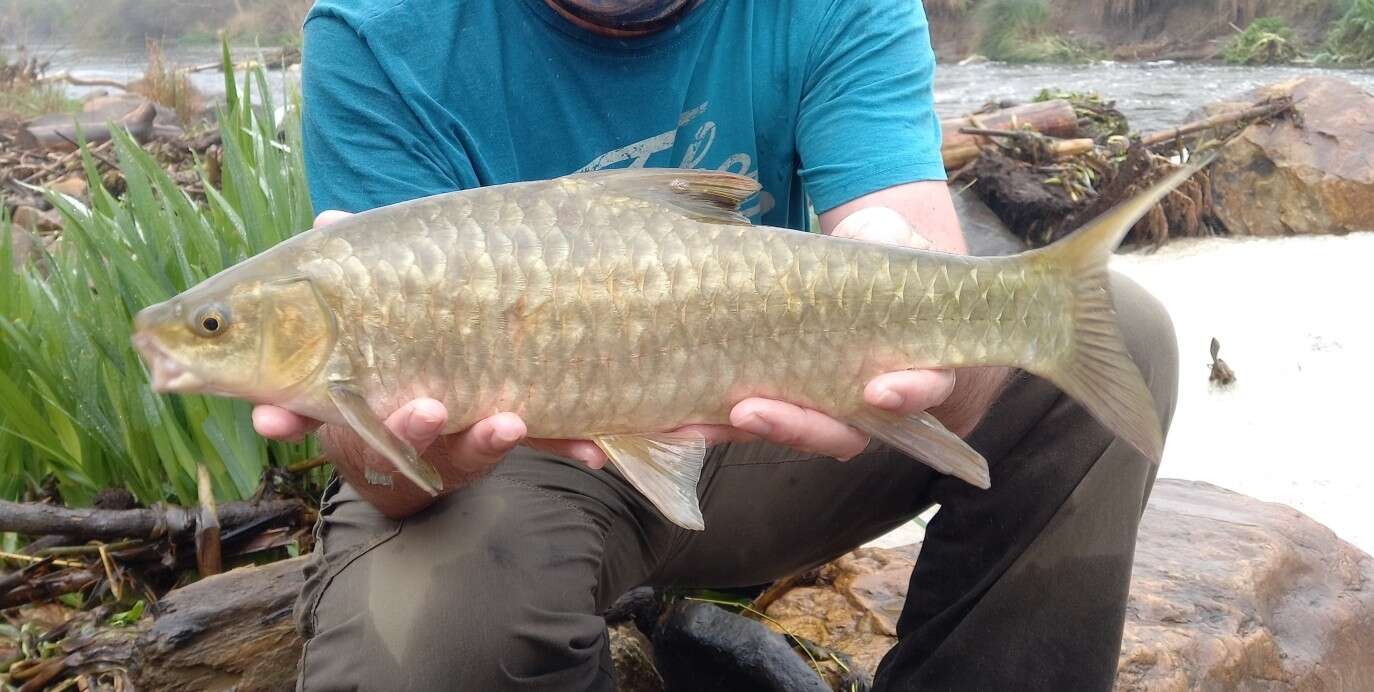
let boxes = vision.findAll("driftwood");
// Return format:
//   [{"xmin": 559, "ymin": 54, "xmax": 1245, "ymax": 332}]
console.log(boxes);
[
  {"xmin": 1138, "ymin": 96, "xmax": 1293, "ymax": 149},
  {"xmin": 951, "ymin": 127, "xmax": 1096, "ymax": 168},
  {"xmin": 180, "ymin": 47, "xmax": 302, "ymax": 75},
  {"xmin": 940, "ymin": 99, "xmax": 1079, "ymax": 170},
  {"xmin": 17, "ymin": 558, "xmax": 310, "ymax": 691},
  {"xmin": 130, "ymin": 557, "xmax": 307, "ymax": 691},
  {"xmin": 0, "ymin": 499, "xmax": 306, "ymax": 541},
  {"xmin": 34, "ymin": 72, "xmax": 132, "ymax": 92}
]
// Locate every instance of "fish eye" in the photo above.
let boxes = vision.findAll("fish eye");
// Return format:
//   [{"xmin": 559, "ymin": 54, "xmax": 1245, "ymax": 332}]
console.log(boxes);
[{"xmin": 193, "ymin": 306, "xmax": 230, "ymax": 337}]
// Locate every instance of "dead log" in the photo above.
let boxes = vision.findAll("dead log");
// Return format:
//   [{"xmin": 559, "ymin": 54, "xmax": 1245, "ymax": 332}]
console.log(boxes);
[
  {"xmin": 0, "ymin": 569, "xmax": 101, "ymax": 609},
  {"xmin": 1138, "ymin": 96, "xmax": 1293, "ymax": 149},
  {"xmin": 38, "ymin": 558, "xmax": 308, "ymax": 691},
  {"xmin": 940, "ymin": 99, "xmax": 1079, "ymax": 169},
  {"xmin": 130, "ymin": 557, "xmax": 307, "ymax": 691},
  {"xmin": 946, "ymin": 127, "xmax": 1096, "ymax": 169},
  {"xmin": 0, "ymin": 499, "xmax": 306, "ymax": 541},
  {"xmin": 36, "ymin": 72, "xmax": 132, "ymax": 92}
]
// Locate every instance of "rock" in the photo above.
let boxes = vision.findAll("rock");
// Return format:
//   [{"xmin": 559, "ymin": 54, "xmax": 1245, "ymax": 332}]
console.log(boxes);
[
  {"xmin": 652, "ymin": 600, "xmax": 830, "ymax": 692},
  {"xmin": 1117, "ymin": 480, "xmax": 1374, "ymax": 691},
  {"xmin": 611, "ymin": 623, "xmax": 664, "ymax": 692},
  {"xmin": 83, "ymin": 95, "xmax": 182, "ymax": 129},
  {"xmin": 21, "ymin": 101, "xmax": 159, "ymax": 151},
  {"xmin": 761, "ymin": 480, "xmax": 1374, "ymax": 690},
  {"xmin": 951, "ymin": 184, "xmax": 1027, "ymax": 256},
  {"xmin": 1203, "ymin": 76, "xmax": 1374, "ymax": 236},
  {"xmin": 764, "ymin": 546, "xmax": 917, "ymax": 676},
  {"xmin": 11, "ymin": 205, "xmax": 61, "ymax": 233},
  {"xmin": 47, "ymin": 175, "xmax": 87, "ymax": 199},
  {"xmin": 10, "ymin": 226, "xmax": 40, "ymax": 271}
]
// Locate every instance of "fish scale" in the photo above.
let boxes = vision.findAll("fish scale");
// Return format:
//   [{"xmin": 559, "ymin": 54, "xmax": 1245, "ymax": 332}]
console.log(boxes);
[
  {"xmin": 135, "ymin": 160, "xmax": 1211, "ymax": 529},
  {"xmin": 295, "ymin": 177, "xmax": 1061, "ymax": 440}
]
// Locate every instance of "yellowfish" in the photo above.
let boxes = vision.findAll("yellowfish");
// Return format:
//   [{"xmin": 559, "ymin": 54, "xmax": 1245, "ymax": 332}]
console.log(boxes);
[{"xmin": 132, "ymin": 161, "xmax": 1204, "ymax": 529}]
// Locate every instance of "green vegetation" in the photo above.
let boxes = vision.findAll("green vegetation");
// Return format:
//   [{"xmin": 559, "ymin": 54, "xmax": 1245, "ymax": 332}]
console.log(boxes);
[
  {"xmin": 976, "ymin": 0, "xmax": 1102, "ymax": 63},
  {"xmin": 0, "ymin": 52, "xmax": 77, "ymax": 119},
  {"xmin": 1224, "ymin": 17, "xmax": 1302, "ymax": 64},
  {"xmin": 1318, "ymin": 0, "xmax": 1374, "ymax": 64},
  {"xmin": 0, "ymin": 47, "xmax": 318, "ymax": 506},
  {"xmin": 1033, "ymin": 88, "xmax": 1129, "ymax": 140}
]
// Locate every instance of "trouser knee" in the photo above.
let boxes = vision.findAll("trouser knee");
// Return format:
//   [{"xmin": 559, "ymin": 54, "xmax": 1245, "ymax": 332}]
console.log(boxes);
[{"xmin": 1110, "ymin": 271, "xmax": 1179, "ymax": 429}]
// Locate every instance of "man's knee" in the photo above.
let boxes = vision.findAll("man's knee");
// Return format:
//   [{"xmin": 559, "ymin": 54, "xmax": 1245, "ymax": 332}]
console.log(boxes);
[
  {"xmin": 1110, "ymin": 271, "xmax": 1179, "ymax": 428},
  {"xmin": 296, "ymin": 474, "xmax": 617, "ymax": 691}
]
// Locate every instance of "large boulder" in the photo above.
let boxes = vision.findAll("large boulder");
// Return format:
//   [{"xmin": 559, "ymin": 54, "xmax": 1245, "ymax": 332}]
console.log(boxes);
[
  {"xmin": 761, "ymin": 479, "xmax": 1374, "ymax": 690},
  {"xmin": 1117, "ymin": 480, "xmax": 1374, "ymax": 691},
  {"xmin": 1205, "ymin": 76, "xmax": 1374, "ymax": 237}
]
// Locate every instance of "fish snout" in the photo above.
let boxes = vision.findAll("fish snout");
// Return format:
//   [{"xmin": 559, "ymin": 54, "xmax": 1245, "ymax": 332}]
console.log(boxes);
[
  {"xmin": 132, "ymin": 301, "xmax": 174, "ymax": 334},
  {"xmin": 131, "ymin": 321, "xmax": 204, "ymax": 394}
]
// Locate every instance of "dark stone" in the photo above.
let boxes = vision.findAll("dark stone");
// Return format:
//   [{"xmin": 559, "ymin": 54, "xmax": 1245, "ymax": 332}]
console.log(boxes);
[
  {"xmin": 604, "ymin": 585, "xmax": 663, "ymax": 637},
  {"xmin": 611, "ymin": 623, "xmax": 664, "ymax": 692},
  {"xmin": 950, "ymin": 184, "xmax": 1027, "ymax": 256},
  {"xmin": 651, "ymin": 601, "xmax": 830, "ymax": 692}
]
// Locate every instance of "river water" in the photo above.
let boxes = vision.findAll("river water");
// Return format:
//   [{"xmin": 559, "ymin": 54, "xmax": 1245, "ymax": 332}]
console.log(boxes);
[{"xmin": 21, "ymin": 43, "xmax": 1374, "ymax": 130}]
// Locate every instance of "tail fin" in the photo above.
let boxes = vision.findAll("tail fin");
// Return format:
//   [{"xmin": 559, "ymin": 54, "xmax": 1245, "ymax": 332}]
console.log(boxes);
[{"xmin": 1029, "ymin": 154, "xmax": 1213, "ymax": 463}]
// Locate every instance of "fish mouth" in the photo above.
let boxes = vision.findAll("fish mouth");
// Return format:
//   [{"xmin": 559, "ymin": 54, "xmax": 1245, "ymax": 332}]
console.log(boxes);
[{"xmin": 131, "ymin": 332, "xmax": 205, "ymax": 393}]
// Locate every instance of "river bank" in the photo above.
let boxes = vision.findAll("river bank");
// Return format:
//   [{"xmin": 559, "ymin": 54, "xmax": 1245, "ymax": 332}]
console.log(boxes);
[{"xmin": 13, "ymin": 41, "xmax": 1374, "ymax": 133}]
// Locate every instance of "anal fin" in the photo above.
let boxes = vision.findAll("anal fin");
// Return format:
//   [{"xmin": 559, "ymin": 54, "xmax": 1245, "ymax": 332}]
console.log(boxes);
[
  {"xmin": 850, "ymin": 410, "xmax": 991, "ymax": 489},
  {"xmin": 328, "ymin": 384, "xmax": 443, "ymax": 496},
  {"xmin": 593, "ymin": 432, "xmax": 708, "ymax": 531}
]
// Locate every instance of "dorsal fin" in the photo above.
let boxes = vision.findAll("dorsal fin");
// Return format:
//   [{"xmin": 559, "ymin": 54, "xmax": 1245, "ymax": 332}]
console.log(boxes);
[{"xmin": 568, "ymin": 168, "xmax": 761, "ymax": 225}]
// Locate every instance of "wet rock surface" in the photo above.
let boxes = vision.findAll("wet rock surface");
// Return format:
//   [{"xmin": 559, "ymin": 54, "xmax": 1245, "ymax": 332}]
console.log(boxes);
[
  {"xmin": 762, "ymin": 547, "xmax": 917, "ymax": 678},
  {"xmin": 610, "ymin": 622, "xmax": 664, "ymax": 692},
  {"xmin": 951, "ymin": 184, "xmax": 1027, "ymax": 256},
  {"xmin": 1117, "ymin": 480, "xmax": 1374, "ymax": 691},
  {"xmin": 747, "ymin": 480, "xmax": 1374, "ymax": 691},
  {"xmin": 1204, "ymin": 76, "xmax": 1374, "ymax": 237}
]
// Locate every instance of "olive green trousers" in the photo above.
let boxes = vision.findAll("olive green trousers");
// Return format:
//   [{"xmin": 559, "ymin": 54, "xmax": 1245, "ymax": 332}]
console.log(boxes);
[{"xmin": 294, "ymin": 273, "xmax": 1178, "ymax": 692}]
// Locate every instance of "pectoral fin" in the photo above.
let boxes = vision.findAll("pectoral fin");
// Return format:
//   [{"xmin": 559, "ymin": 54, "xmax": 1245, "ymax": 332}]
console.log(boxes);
[
  {"xmin": 850, "ymin": 409, "xmax": 991, "ymax": 489},
  {"xmin": 327, "ymin": 384, "xmax": 443, "ymax": 496},
  {"xmin": 593, "ymin": 432, "xmax": 708, "ymax": 531}
]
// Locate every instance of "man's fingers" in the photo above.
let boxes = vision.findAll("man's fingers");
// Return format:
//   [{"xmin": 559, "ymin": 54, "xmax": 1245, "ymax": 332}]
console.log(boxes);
[
  {"xmin": 864, "ymin": 369, "xmax": 956, "ymax": 415},
  {"xmin": 527, "ymin": 439, "xmax": 609, "ymax": 469},
  {"xmin": 251, "ymin": 405, "xmax": 322, "ymax": 442},
  {"xmin": 313, "ymin": 210, "xmax": 352, "ymax": 228},
  {"xmin": 671, "ymin": 424, "xmax": 757, "ymax": 447},
  {"xmin": 436, "ymin": 413, "xmax": 528, "ymax": 472},
  {"xmin": 382, "ymin": 398, "xmax": 448, "ymax": 454},
  {"xmin": 730, "ymin": 398, "xmax": 870, "ymax": 461}
]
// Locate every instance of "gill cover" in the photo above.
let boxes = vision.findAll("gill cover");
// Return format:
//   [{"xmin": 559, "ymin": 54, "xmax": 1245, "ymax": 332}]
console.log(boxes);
[{"xmin": 256, "ymin": 276, "xmax": 336, "ymax": 395}]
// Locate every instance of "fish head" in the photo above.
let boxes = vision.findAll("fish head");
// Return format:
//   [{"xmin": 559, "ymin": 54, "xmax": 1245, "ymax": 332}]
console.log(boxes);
[{"xmin": 131, "ymin": 273, "xmax": 336, "ymax": 402}]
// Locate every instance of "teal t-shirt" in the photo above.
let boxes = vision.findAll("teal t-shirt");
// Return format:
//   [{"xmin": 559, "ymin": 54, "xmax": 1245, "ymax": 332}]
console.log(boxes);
[{"xmin": 301, "ymin": 0, "xmax": 945, "ymax": 231}]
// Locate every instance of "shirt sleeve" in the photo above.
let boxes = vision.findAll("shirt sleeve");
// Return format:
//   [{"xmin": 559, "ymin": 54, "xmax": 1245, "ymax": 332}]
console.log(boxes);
[
  {"xmin": 794, "ymin": 0, "xmax": 946, "ymax": 214},
  {"xmin": 301, "ymin": 11, "xmax": 462, "ymax": 214}
]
